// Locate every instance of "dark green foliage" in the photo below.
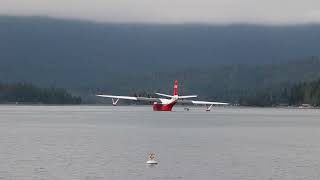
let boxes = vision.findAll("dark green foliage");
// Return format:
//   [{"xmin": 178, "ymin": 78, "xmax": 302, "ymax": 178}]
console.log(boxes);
[
  {"xmin": 287, "ymin": 80, "xmax": 320, "ymax": 106},
  {"xmin": 114, "ymin": 57, "xmax": 320, "ymax": 103},
  {"xmin": 239, "ymin": 93, "xmax": 277, "ymax": 107},
  {"xmin": 3, "ymin": 16, "xmax": 320, "ymax": 105},
  {"xmin": 239, "ymin": 79, "xmax": 320, "ymax": 107},
  {"xmin": 2, "ymin": 16, "xmax": 320, "ymax": 89},
  {"xmin": 0, "ymin": 83, "xmax": 81, "ymax": 104}
]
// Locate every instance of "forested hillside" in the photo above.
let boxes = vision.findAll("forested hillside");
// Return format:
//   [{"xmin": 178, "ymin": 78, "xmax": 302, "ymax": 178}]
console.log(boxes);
[
  {"xmin": 106, "ymin": 57, "xmax": 320, "ymax": 103},
  {"xmin": 2, "ymin": 16, "xmax": 320, "ymax": 104},
  {"xmin": 1, "ymin": 16, "xmax": 320, "ymax": 89},
  {"xmin": 287, "ymin": 80, "xmax": 320, "ymax": 106},
  {"xmin": 0, "ymin": 83, "xmax": 81, "ymax": 104},
  {"xmin": 239, "ymin": 78, "xmax": 320, "ymax": 107}
]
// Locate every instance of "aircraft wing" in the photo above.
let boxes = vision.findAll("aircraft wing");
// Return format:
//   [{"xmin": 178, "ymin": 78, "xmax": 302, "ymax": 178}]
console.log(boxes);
[
  {"xmin": 96, "ymin": 95, "xmax": 162, "ymax": 103},
  {"xmin": 177, "ymin": 99, "xmax": 229, "ymax": 105}
]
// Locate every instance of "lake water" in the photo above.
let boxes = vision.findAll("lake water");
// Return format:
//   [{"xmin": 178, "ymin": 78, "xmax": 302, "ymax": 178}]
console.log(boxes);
[{"xmin": 0, "ymin": 105, "xmax": 320, "ymax": 180}]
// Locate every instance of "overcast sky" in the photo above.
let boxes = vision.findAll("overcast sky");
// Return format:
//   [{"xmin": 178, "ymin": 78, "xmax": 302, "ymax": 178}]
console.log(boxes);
[{"xmin": 1, "ymin": 0, "xmax": 320, "ymax": 24}]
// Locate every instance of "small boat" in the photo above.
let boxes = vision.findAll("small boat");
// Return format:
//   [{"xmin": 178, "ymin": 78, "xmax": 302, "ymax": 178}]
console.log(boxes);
[{"xmin": 146, "ymin": 153, "xmax": 158, "ymax": 165}]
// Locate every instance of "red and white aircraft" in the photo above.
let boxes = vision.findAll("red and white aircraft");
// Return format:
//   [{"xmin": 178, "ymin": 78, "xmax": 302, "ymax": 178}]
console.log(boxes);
[{"xmin": 96, "ymin": 80, "xmax": 228, "ymax": 111}]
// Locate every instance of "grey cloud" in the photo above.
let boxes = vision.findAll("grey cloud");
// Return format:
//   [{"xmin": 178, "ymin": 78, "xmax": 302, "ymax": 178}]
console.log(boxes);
[{"xmin": 0, "ymin": 0, "xmax": 320, "ymax": 24}]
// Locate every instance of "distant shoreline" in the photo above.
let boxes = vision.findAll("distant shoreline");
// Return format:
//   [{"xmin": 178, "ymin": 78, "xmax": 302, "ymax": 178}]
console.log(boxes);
[{"xmin": 0, "ymin": 104, "xmax": 318, "ymax": 110}]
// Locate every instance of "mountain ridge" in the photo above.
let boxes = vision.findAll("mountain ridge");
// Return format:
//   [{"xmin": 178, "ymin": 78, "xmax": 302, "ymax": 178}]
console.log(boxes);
[{"xmin": 1, "ymin": 16, "xmax": 320, "ymax": 102}]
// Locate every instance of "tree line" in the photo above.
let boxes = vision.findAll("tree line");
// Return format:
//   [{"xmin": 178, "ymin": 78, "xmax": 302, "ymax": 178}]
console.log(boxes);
[
  {"xmin": 239, "ymin": 79, "xmax": 320, "ymax": 107},
  {"xmin": 0, "ymin": 82, "xmax": 81, "ymax": 104}
]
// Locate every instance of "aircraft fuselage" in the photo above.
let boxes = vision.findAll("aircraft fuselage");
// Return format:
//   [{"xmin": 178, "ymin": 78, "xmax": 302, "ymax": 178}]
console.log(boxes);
[{"xmin": 152, "ymin": 101, "xmax": 177, "ymax": 111}]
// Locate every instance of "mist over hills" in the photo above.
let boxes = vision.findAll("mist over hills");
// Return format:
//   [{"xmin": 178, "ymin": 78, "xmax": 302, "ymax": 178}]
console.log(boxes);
[{"xmin": 1, "ymin": 16, "xmax": 320, "ymax": 102}]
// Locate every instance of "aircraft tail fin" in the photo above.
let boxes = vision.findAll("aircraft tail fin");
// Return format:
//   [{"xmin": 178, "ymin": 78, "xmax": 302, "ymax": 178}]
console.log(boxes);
[{"xmin": 173, "ymin": 80, "xmax": 178, "ymax": 96}]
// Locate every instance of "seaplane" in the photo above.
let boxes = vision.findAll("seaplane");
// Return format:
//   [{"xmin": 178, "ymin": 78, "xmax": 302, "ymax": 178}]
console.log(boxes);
[{"xmin": 96, "ymin": 80, "xmax": 228, "ymax": 111}]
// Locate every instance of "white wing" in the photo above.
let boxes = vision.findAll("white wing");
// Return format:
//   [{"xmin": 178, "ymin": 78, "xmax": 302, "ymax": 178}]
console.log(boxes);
[
  {"xmin": 191, "ymin": 100, "xmax": 228, "ymax": 105},
  {"xmin": 96, "ymin": 95, "xmax": 137, "ymax": 100},
  {"xmin": 178, "ymin": 99, "xmax": 229, "ymax": 105},
  {"xmin": 96, "ymin": 95, "xmax": 162, "ymax": 102}
]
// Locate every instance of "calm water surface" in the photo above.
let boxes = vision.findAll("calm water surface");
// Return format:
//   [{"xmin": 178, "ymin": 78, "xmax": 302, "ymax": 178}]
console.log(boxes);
[{"xmin": 0, "ymin": 105, "xmax": 320, "ymax": 180}]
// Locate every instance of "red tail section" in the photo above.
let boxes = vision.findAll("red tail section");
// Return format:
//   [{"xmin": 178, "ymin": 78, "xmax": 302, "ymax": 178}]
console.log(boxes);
[{"xmin": 173, "ymin": 80, "xmax": 178, "ymax": 96}]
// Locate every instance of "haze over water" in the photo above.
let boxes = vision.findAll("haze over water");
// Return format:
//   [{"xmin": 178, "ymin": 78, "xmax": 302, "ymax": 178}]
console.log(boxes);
[{"xmin": 1, "ymin": 105, "xmax": 320, "ymax": 180}]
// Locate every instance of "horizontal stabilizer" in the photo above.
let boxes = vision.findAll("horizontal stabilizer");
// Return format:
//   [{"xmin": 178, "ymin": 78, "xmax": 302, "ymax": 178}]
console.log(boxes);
[
  {"xmin": 155, "ymin": 93, "xmax": 173, "ymax": 98},
  {"xmin": 178, "ymin": 95, "xmax": 198, "ymax": 99}
]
